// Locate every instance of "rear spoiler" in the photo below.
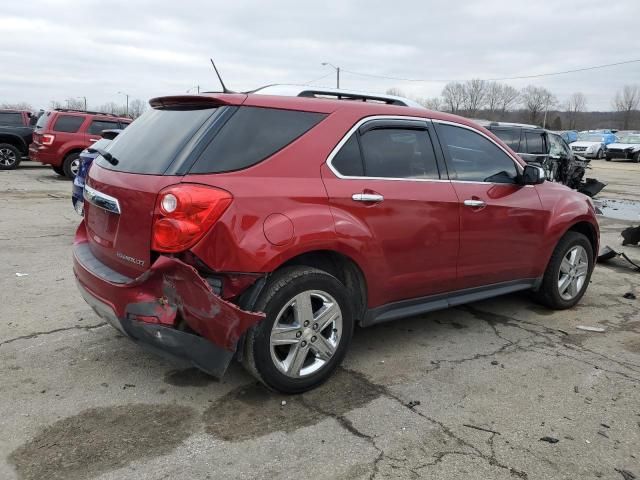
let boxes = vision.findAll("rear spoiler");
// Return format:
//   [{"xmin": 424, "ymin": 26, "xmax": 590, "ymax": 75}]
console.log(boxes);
[{"xmin": 149, "ymin": 94, "xmax": 246, "ymax": 110}]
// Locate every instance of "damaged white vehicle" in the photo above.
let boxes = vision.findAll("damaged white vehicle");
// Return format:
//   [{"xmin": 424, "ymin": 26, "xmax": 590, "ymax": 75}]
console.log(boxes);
[
  {"xmin": 569, "ymin": 132, "xmax": 616, "ymax": 159},
  {"xmin": 605, "ymin": 134, "xmax": 640, "ymax": 162}
]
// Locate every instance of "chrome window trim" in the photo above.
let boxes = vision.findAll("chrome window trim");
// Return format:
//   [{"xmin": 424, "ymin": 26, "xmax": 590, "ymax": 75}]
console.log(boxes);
[
  {"xmin": 83, "ymin": 184, "xmax": 121, "ymax": 214},
  {"xmin": 325, "ymin": 115, "xmax": 524, "ymax": 184}
]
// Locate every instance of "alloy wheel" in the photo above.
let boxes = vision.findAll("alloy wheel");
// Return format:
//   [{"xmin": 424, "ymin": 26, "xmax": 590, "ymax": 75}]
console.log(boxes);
[
  {"xmin": 557, "ymin": 245, "xmax": 589, "ymax": 301},
  {"xmin": 70, "ymin": 158, "xmax": 81, "ymax": 177},
  {"xmin": 0, "ymin": 148, "xmax": 17, "ymax": 167},
  {"xmin": 269, "ymin": 290, "xmax": 342, "ymax": 378}
]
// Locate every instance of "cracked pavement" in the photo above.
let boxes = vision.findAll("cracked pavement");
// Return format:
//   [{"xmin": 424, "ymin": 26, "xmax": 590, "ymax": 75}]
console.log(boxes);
[{"xmin": 1, "ymin": 162, "xmax": 639, "ymax": 480}]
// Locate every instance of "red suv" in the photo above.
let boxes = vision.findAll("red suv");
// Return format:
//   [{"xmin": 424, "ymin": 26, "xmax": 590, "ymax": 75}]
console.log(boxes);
[
  {"xmin": 30, "ymin": 109, "xmax": 131, "ymax": 178},
  {"xmin": 73, "ymin": 87, "xmax": 599, "ymax": 393}
]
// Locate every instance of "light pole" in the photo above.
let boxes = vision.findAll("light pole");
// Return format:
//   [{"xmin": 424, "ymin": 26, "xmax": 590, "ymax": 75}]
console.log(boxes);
[
  {"xmin": 118, "ymin": 91, "xmax": 129, "ymax": 117},
  {"xmin": 321, "ymin": 62, "xmax": 340, "ymax": 89},
  {"xmin": 186, "ymin": 85, "xmax": 200, "ymax": 94},
  {"xmin": 77, "ymin": 96, "xmax": 87, "ymax": 110}
]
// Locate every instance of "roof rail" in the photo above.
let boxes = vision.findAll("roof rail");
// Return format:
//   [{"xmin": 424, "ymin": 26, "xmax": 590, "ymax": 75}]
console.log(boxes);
[
  {"xmin": 249, "ymin": 84, "xmax": 425, "ymax": 108},
  {"xmin": 53, "ymin": 108, "xmax": 124, "ymax": 118}
]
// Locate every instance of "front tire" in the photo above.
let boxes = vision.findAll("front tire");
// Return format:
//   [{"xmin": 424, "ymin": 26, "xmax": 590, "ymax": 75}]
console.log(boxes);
[
  {"xmin": 534, "ymin": 231, "xmax": 594, "ymax": 310},
  {"xmin": 62, "ymin": 152, "xmax": 80, "ymax": 179},
  {"xmin": 0, "ymin": 143, "xmax": 21, "ymax": 170},
  {"xmin": 596, "ymin": 148, "xmax": 604, "ymax": 160},
  {"xmin": 243, "ymin": 266, "xmax": 354, "ymax": 394}
]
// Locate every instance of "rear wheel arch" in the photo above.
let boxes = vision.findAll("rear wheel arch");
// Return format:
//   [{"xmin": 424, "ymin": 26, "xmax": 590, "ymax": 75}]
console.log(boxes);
[{"xmin": 259, "ymin": 250, "xmax": 368, "ymax": 322}]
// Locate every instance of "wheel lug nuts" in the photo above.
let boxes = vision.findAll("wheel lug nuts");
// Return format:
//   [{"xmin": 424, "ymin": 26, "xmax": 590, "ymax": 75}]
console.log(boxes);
[
  {"xmin": 301, "ymin": 341, "xmax": 307, "ymax": 347},
  {"xmin": 311, "ymin": 336, "xmax": 317, "ymax": 342},
  {"xmin": 313, "ymin": 323, "xmax": 318, "ymax": 330},
  {"xmin": 296, "ymin": 331, "xmax": 302, "ymax": 338},
  {"xmin": 304, "ymin": 320, "xmax": 309, "ymax": 327}
]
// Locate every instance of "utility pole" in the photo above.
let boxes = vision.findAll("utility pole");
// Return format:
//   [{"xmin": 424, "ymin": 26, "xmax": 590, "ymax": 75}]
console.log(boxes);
[
  {"xmin": 321, "ymin": 62, "xmax": 341, "ymax": 89},
  {"xmin": 118, "ymin": 91, "xmax": 129, "ymax": 117}
]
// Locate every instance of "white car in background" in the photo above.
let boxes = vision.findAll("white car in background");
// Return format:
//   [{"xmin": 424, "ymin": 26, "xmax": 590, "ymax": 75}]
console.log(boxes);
[
  {"xmin": 569, "ymin": 132, "xmax": 617, "ymax": 159},
  {"xmin": 605, "ymin": 133, "xmax": 640, "ymax": 162}
]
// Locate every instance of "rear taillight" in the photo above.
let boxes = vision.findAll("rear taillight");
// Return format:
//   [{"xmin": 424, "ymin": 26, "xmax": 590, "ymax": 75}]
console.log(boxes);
[
  {"xmin": 151, "ymin": 184, "xmax": 232, "ymax": 253},
  {"xmin": 41, "ymin": 134, "xmax": 55, "ymax": 146}
]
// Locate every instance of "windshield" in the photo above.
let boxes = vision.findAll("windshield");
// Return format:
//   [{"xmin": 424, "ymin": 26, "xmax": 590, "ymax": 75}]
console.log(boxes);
[
  {"xmin": 96, "ymin": 107, "xmax": 217, "ymax": 174},
  {"xmin": 618, "ymin": 136, "xmax": 640, "ymax": 144},
  {"xmin": 577, "ymin": 133, "xmax": 603, "ymax": 142}
]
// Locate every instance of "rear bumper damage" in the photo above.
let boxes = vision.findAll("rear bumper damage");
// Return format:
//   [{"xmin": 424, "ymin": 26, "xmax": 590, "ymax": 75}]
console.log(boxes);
[{"xmin": 73, "ymin": 224, "xmax": 265, "ymax": 378}]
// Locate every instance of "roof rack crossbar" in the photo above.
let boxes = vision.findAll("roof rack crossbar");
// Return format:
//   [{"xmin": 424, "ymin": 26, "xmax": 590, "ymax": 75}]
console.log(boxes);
[
  {"xmin": 297, "ymin": 89, "xmax": 408, "ymax": 106},
  {"xmin": 53, "ymin": 108, "xmax": 123, "ymax": 117}
]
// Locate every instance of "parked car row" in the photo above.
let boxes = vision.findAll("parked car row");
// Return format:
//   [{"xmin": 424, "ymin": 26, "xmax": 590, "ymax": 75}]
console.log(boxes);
[
  {"xmin": 30, "ymin": 109, "xmax": 131, "ymax": 178},
  {"xmin": 72, "ymin": 86, "xmax": 599, "ymax": 393},
  {"xmin": 477, "ymin": 121, "xmax": 605, "ymax": 197},
  {"xmin": 0, "ymin": 109, "xmax": 35, "ymax": 170}
]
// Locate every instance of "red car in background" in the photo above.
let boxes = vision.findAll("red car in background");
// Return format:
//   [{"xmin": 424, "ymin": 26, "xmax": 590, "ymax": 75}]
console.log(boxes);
[
  {"xmin": 73, "ymin": 87, "xmax": 599, "ymax": 393},
  {"xmin": 29, "ymin": 109, "xmax": 131, "ymax": 178}
]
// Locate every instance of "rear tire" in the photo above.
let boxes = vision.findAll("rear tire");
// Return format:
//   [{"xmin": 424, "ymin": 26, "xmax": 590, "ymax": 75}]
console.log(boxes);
[
  {"xmin": 243, "ymin": 266, "xmax": 354, "ymax": 394},
  {"xmin": 605, "ymin": 155, "xmax": 612, "ymax": 162},
  {"xmin": 634, "ymin": 152, "xmax": 640, "ymax": 163},
  {"xmin": 597, "ymin": 148, "xmax": 604, "ymax": 159},
  {"xmin": 0, "ymin": 143, "xmax": 21, "ymax": 170},
  {"xmin": 533, "ymin": 231, "xmax": 594, "ymax": 310},
  {"xmin": 62, "ymin": 152, "xmax": 80, "ymax": 179}
]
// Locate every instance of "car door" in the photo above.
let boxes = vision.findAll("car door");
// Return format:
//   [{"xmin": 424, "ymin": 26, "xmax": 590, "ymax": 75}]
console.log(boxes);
[
  {"xmin": 321, "ymin": 117, "xmax": 460, "ymax": 307},
  {"xmin": 433, "ymin": 121, "xmax": 547, "ymax": 290}
]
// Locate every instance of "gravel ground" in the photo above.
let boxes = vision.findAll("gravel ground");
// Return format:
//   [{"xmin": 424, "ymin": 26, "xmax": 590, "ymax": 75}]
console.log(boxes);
[{"xmin": 1, "ymin": 161, "xmax": 639, "ymax": 480}]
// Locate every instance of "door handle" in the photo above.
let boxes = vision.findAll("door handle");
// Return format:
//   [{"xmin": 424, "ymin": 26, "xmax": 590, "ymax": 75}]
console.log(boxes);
[
  {"xmin": 352, "ymin": 193, "xmax": 384, "ymax": 203},
  {"xmin": 463, "ymin": 199, "xmax": 486, "ymax": 208}
]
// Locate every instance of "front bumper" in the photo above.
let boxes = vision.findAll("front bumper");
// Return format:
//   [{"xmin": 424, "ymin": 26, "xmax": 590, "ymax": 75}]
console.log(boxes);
[
  {"xmin": 571, "ymin": 149, "xmax": 597, "ymax": 158},
  {"xmin": 606, "ymin": 151, "xmax": 635, "ymax": 160},
  {"xmin": 73, "ymin": 223, "xmax": 265, "ymax": 378}
]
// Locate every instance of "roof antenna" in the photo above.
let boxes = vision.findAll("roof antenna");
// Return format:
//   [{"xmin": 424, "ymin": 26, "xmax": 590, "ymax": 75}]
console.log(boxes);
[{"xmin": 210, "ymin": 58, "xmax": 234, "ymax": 93}]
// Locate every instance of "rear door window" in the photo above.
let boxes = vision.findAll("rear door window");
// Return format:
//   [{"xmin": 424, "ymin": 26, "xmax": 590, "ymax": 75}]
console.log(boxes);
[
  {"xmin": 359, "ymin": 128, "xmax": 439, "ymax": 179},
  {"xmin": 332, "ymin": 135, "xmax": 364, "ymax": 176},
  {"xmin": 88, "ymin": 120, "xmax": 121, "ymax": 135},
  {"xmin": 437, "ymin": 123, "xmax": 519, "ymax": 184},
  {"xmin": 35, "ymin": 112, "xmax": 51, "ymax": 130},
  {"xmin": 96, "ymin": 107, "xmax": 217, "ymax": 174},
  {"xmin": 524, "ymin": 132, "xmax": 546, "ymax": 154},
  {"xmin": 190, "ymin": 107, "xmax": 326, "ymax": 174},
  {"xmin": 0, "ymin": 112, "xmax": 23, "ymax": 126},
  {"xmin": 53, "ymin": 115, "xmax": 85, "ymax": 133},
  {"xmin": 491, "ymin": 128, "xmax": 521, "ymax": 151}
]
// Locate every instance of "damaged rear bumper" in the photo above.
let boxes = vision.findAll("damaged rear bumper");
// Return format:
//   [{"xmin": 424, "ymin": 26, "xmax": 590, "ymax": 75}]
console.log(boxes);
[{"xmin": 72, "ymin": 225, "xmax": 265, "ymax": 378}]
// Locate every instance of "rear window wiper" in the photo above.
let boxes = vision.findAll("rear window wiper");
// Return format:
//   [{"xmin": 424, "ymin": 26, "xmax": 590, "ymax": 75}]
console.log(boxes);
[{"xmin": 89, "ymin": 147, "xmax": 119, "ymax": 166}]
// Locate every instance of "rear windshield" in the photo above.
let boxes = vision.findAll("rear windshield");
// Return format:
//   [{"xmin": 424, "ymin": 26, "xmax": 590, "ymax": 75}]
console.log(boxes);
[
  {"xmin": 96, "ymin": 108, "xmax": 217, "ymax": 174},
  {"xmin": 0, "ymin": 112, "xmax": 23, "ymax": 126},
  {"xmin": 35, "ymin": 111, "xmax": 51, "ymax": 130}
]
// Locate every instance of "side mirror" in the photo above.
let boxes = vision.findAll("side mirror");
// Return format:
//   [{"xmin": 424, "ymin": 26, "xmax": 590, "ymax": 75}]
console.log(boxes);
[{"xmin": 521, "ymin": 165, "xmax": 545, "ymax": 185}]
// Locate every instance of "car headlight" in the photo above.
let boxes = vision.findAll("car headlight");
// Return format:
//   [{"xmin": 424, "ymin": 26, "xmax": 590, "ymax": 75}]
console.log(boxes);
[{"xmin": 587, "ymin": 145, "xmax": 595, "ymax": 152}]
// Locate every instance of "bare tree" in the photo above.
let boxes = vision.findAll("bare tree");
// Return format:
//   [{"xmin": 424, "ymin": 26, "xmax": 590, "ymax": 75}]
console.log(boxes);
[
  {"xmin": 497, "ymin": 84, "xmax": 520, "ymax": 118},
  {"xmin": 520, "ymin": 85, "xmax": 556, "ymax": 125},
  {"xmin": 441, "ymin": 82, "xmax": 465, "ymax": 114},
  {"xmin": 416, "ymin": 97, "xmax": 443, "ymax": 111},
  {"xmin": 65, "ymin": 97, "xmax": 85, "ymax": 110},
  {"xmin": 485, "ymin": 82, "xmax": 502, "ymax": 119},
  {"xmin": 0, "ymin": 101, "xmax": 33, "ymax": 111},
  {"xmin": 565, "ymin": 92, "xmax": 587, "ymax": 130},
  {"xmin": 612, "ymin": 85, "xmax": 640, "ymax": 130},
  {"xmin": 93, "ymin": 102, "xmax": 127, "ymax": 116},
  {"xmin": 461, "ymin": 79, "xmax": 487, "ymax": 116},
  {"xmin": 385, "ymin": 88, "xmax": 407, "ymax": 98},
  {"xmin": 128, "ymin": 99, "xmax": 147, "ymax": 119},
  {"xmin": 49, "ymin": 100, "xmax": 64, "ymax": 109}
]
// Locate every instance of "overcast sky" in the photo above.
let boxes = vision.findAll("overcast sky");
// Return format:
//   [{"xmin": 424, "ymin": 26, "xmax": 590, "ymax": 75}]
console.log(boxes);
[{"xmin": 1, "ymin": 0, "xmax": 639, "ymax": 111}]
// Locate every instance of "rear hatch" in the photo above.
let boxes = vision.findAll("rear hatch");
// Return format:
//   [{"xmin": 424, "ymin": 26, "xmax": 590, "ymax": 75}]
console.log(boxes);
[{"xmin": 83, "ymin": 100, "xmax": 232, "ymax": 277}]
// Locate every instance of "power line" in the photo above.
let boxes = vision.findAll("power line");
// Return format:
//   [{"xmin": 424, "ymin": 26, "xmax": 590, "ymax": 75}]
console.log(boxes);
[
  {"xmin": 302, "ymin": 71, "xmax": 334, "ymax": 85},
  {"xmin": 340, "ymin": 58, "xmax": 640, "ymax": 83}
]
